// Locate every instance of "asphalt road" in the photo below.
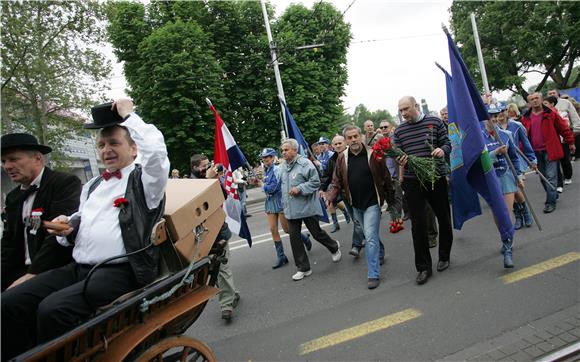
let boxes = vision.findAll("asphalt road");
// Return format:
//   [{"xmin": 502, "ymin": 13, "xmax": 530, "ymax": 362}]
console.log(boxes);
[{"xmin": 187, "ymin": 163, "xmax": 580, "ymax": 361}]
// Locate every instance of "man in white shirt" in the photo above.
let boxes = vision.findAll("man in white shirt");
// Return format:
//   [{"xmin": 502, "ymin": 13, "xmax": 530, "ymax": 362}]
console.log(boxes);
[{"xmin": 1, "ymin": 98, "xmax": 170, "ymax": 360}]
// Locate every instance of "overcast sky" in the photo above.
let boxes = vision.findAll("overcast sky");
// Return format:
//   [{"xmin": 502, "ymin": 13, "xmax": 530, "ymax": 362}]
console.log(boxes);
[{"xmin": 106, "ymin": 0, "xmax": 532, "ymax": 117}]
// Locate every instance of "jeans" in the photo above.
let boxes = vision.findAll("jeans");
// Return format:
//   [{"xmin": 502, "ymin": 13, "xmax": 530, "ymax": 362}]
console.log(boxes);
[
  {"xmin": 351, "ymin": 204, "xmax": 382, "ymax": 279},
  {"xmin": 535, "ymin": 151, "xmax": 558, "ymax": 206},
  {"xmin": 344, "ymin": 201, "xmax": 365, "ymax": 249}
]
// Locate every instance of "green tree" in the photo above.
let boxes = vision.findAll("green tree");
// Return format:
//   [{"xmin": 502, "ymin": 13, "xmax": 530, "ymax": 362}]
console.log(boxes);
[
  {"xmin": 346, "ymin": 104, "xmax": 394, "ymax": 130},
  {"xmin": 275, "ymin": 2, "xmax": 352, "ymax": 145},
  {"xmin": 450, "ymin": 1, "xmax": 580, "ymax": 97},
  {"xmin": 1, "ymin": 1, "xmax": 111, "ymax": 163}
]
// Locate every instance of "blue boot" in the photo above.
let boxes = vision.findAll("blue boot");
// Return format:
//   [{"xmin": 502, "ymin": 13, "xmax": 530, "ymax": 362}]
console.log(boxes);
[
  {"xmin": 502, "ymin": 238, "xmax": 514, "ymax": 268},
  {"xmin": 513, "ymin": 203, "xmax": 523, "ymax": 230},
  {"xmin": 301, "ymin": 232, "xmax": 312, "ymax": 251},
  {"xmin": 330, "ymin": 213, "xmax": 340, "ymax": 233},
  {"xmin": 342, "ymin": 208, "xmax": 351, "ymax": 224},
  {"xmin": 272, "ymin": 241, "xmax": 288, "ymax": 269},
  {"xmin": 521, "ymin": 202, "xmax": 533, "ymax": 227}
]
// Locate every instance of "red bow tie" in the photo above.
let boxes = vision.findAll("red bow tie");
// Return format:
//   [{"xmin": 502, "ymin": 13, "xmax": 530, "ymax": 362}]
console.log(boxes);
[{"xmin": 102, "ymin": 170, "xmax": 122, "ymax": 181}]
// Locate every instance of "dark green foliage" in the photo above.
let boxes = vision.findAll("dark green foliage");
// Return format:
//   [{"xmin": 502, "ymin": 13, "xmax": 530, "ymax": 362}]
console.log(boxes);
[
  {"xmin": 106, "ymin": 1, "xmax": 351, "ymax": 170},
  {"xmin": 450, "ymin": 1, "xmax": 580, "ymax": 97}
]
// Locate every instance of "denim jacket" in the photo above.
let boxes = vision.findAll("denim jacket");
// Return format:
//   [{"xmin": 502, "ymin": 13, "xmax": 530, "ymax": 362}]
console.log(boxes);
[
  {"xmin": 280, "ymin": 156, "xmax": 322, "ymax": 220},
  {"xmin": 262, "ymin": 164, "xmax": 282, "ymax": 202}
]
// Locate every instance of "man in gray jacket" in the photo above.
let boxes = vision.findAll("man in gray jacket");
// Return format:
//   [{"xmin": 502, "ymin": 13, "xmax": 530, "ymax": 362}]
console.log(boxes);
[{"xmin": 279, "ymin": 139, "xmax": 342, "ymax": 281}]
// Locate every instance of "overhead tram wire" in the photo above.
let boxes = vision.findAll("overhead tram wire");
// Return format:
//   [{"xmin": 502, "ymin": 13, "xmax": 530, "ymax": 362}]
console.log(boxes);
[{"xmin": 350, "ymin": 33, "xmax": 441, "ymax": 45}]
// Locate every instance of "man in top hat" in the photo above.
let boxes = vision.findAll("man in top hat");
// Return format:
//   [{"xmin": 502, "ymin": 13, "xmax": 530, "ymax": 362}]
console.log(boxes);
[
  {"xmin": 1, "ymin": 133, "xmax": 81, "ymax": 292},
  {"xmin": 1, "ymin": 98, "xmax": 170, "ymax": 360}
]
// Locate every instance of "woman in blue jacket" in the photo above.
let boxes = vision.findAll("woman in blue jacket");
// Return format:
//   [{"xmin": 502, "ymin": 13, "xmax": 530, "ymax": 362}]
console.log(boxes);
[
  {"xmin": 484, "ymin": 105, "xmax": 523, "ymax": 268},
  {"xmin": 259, "ymin": 148, "xmax": 311, "ymax": 269},
  {"xmin": 504, "ymin": 103, "xmax": 537, "ymax": 229}
]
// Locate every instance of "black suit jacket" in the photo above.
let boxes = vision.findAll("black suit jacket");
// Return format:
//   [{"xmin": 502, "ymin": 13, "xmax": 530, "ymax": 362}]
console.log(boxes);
[{"xmin": 1, "ymin": 168, "xmax": 81, "ymax": 280}]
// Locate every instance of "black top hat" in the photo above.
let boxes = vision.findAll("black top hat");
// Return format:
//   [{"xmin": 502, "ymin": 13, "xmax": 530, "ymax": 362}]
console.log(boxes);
[
  {"xmin": 84, "ymin": 102, "xmax": 124, "ymax": 129},
  {"xmin": 1, "ymin": 133, "xmax": 52, "ymax": 155}
]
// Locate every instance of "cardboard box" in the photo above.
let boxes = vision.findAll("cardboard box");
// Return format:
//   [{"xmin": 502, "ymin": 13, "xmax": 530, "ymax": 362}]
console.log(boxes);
[
  {"xmin": 164, "ymin": 179, "xmax": 224, "ymax": 241},
  {"xmin": 175, "ymin": 207, "xmax": 225, "ymax": 262}
]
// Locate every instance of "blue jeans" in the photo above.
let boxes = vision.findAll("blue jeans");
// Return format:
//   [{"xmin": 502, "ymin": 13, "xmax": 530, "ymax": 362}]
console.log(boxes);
[
  {"xmin": 351, "ymin": 204, "xmax": 382, "ymax": 279},
  {"xmin": 535, "ymin": 151, "xmax": 558, "ymax": 206}
]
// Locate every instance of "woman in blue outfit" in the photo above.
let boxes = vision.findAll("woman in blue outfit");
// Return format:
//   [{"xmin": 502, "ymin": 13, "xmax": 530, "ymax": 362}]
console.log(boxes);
[
  {"xmin": 483, "ymin": 104, "xmax": 523, "ymax": 268},
  {"xmin": 504, "ymin": 103, "xmax": 538, "ymax": 229},
  {"xmin": 259, "ymin": 148, "xmax": 311, "ymax": 269}
]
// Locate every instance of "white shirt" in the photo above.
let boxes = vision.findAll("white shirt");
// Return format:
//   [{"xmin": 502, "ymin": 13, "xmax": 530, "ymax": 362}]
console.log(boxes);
[
  {"xmin": 58, "ymin": 113, "xmax": 169, "ymax": 265},
  {"xmin": 555, "ymin": 98, "xmax": 580, "ymax": 133},
  {"xmin": 21, "ymin": 167, "xmax": 45, "ymax": 265}
]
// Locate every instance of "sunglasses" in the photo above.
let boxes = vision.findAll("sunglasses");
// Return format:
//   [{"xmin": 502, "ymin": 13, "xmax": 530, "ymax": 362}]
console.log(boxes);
[{"xmin": 379, "ymin": 126, "xmax": 390, "ymax": 129}]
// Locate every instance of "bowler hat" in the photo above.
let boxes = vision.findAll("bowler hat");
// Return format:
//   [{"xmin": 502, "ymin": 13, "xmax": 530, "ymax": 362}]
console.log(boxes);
[
  {"xmin": 1, "ymin": 133, "xmax": 52, "ymax": 155},
  {"xmin": 83, "ymin": 102, "xmax": 124, "ymax": 129}
]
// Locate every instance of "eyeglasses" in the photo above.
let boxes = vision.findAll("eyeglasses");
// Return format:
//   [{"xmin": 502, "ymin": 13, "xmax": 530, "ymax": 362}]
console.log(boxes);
[{"xmin": 379, "ymin": 126, "xmax": 390, "ymax": 129}]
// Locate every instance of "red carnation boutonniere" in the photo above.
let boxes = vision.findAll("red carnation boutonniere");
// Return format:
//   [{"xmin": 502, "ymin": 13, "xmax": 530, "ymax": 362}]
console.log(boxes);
[
  {"xmin": 113, "ymin": 197, "xmax": 129, "ymax": 209},
  {"xmin": 31, "ymin": 208, "xmax": 44, "ymax": 215}
]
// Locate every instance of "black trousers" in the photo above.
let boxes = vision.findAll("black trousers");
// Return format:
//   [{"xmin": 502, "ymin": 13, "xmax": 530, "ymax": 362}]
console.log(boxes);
[
  {"xmin": 1, "ymin": 265, "xmax": 27, "ymax": 292},
  {"xmin": 287, "ymin": 216, "xmax": 339, "ymax": 272},
  {"xmin": 402, "ymin": 177, "xmax": 453, "ymax": 272},
  {"xmin": 557, "ymin": 144, "xmax": 573, "ymax": 188},
  {"xmin": 1, "ymin": 262, "xmax": 138, "ymax": 360}
]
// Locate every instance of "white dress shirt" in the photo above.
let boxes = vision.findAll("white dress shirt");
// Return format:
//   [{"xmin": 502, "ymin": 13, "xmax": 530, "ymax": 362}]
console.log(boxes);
[
  {"xmin": 21, "ymin": 167, "xmax": 45, "ymax": 265},
  {"xmin": 58, "ymin": 113, "xmax": 169, "ymax": 265}
]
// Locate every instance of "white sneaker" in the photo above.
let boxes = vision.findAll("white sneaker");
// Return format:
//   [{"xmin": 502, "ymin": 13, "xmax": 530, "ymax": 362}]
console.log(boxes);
[
  {"xmin": 564, "ymin": 179, "xmax": 572, "ymax": 185},
  {"xmin": 331, "ymin": 241, "xmax": 342, "ymax": 262},
  {"xmin": 556, "ymin": 187, "xmax": 564, "ymax": 193},
  {"xmin": 292, "ymin": 270, "xmax": 312, "ymax": 281}
]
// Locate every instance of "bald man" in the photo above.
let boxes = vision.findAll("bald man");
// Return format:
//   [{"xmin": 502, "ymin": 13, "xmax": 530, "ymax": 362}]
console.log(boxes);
[{"xmin": 394, "ymin": 96, "xmax": 452, "ymax": 285}]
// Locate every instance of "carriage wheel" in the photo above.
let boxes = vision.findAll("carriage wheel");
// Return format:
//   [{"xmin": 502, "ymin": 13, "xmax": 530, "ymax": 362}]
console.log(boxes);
[{"xmin": 136, "ymin": 336, "xmax": 216, "ymax": 362}]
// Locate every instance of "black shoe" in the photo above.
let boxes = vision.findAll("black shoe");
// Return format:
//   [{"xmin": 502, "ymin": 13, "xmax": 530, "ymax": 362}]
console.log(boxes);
[
  {"xmin": 330, "ymin": 223, "xmax": 340, "ymax": 233},
  {"xmin": 221, "ymin": 309, "xmax": 232, "ymax": 321},
  {"xmin": 232, "ymin": 292, "xmax": 240, "ymax": 308},
  {"xmin": 272, "ymin": 255, "xmax": 289, "ymax": 269},
  {"xmin": 245, "ymin": 214, "xmax": 252, "ymax": 218},
  {"xmin": 543, "ymin": 204, "xmax": 556, "ymax": 213},
  {"xmin": 436, "ymin": 260, "xmax": 449, "ymax": 272},
  {"xmin": 349, "ymin": 247, "xmax": 360, "ymax": 257},
  {"xmin": 368, "ymin": 278, "xmax": 380, "ymax": 289},
  {"xmin": 416, "ymin": 270, "xmax": 432, "ymax": 285}
]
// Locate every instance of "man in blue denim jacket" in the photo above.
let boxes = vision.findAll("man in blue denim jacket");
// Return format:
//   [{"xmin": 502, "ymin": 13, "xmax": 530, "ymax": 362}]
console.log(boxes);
[{"xmin": 279, "ymin": 139, "xmax": 342, "ymax": 281}]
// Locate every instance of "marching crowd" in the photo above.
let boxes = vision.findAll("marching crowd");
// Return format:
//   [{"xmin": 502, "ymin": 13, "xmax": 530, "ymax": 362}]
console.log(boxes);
[{"xmin": 0, "ymin": 87, "xmax": 578, "ymax": 356}]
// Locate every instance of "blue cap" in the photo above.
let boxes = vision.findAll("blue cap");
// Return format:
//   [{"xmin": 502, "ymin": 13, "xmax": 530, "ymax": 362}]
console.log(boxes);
[
  {"xmin": 260, "ymin": 148, "xmax": 277, "ymax": 158},
  {"xmin": 317, "ymin": 136, "xmax": 330, "ymax": 144},
  {"xmin": 486, "ymin": 103, "xmax": 504, "ymax": 114}
]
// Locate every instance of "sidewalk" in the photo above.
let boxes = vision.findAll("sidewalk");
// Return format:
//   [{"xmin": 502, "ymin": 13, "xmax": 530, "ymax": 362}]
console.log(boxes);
[{"xmin": 441, "ymin": 304, "xmax": 580, "ymax": 361}]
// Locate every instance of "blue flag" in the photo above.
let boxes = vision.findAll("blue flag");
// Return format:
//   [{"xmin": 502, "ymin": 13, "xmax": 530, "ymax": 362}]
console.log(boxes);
[
  {"xmin": 281, "ymin": 101, "xmax": 330, "ymax": 223},
  {"xmin": 445, "ymin": 32, "xmax": 514, "ymax": 241}
]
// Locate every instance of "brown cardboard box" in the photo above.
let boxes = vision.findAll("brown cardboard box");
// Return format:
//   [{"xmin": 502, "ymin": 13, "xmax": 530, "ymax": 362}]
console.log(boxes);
[
  {"xmin": 175, "ymin": 207, "xmax": 225, "ymax": 262},
  {"xmin": 164, "ymin": 179, "xmax": 224, "ymax": 241}
]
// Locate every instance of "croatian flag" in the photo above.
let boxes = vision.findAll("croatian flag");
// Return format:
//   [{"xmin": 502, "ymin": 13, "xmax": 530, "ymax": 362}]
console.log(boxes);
[{"xmin": 211, "ymin": 104, "xmax": 252, "ymax": 247}]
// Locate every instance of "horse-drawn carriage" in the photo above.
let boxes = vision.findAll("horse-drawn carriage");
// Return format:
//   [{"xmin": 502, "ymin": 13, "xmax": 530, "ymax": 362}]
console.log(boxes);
[{"xmin": 13, "ymin": 179, "xmax": 227, "ymax": 362}]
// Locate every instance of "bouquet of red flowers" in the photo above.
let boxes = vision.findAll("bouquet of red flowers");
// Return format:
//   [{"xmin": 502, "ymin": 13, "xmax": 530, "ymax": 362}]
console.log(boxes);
[
  {"xmin": 389, "ymin": 219, "xmax": 404, "ymax": 233},
  {"xmin": 371, "ymin": 136, "xmax": 441, "ymax": 190}
]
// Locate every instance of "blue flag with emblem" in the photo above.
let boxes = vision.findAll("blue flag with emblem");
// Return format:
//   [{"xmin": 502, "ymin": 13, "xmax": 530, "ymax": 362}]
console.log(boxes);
[
  {"xmin": 281, "ymin": 100, "xmax": 329, "ymax": 223},
  {"xmin": 444, "ymin": 31, "xmax": 514, "ymax": 241}
]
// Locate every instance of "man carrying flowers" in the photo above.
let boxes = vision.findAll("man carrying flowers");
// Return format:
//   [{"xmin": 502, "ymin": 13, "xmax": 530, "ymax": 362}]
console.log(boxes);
[{"xmin": 393, "ymin": 96, "xmax": 453, "ymax": 286}]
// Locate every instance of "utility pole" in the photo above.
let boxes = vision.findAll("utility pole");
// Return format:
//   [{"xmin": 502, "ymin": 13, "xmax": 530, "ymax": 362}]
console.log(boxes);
[{"xmin": 260, "ymin": 0, "xmax": 289, "ymax": 139}]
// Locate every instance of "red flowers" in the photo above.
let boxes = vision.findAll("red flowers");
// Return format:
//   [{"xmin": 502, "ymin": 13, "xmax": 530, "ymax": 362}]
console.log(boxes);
[
  {"xmin": 113, "ymin": 197, "xmax": 129, "ymax": 208},
  {"xmin": 31, "ymin": 208, "xmax": 44, "ymax": 214},
  {"xmin": 427, "ymin": 124, "xmax": 434, "ymax": 129},
  {"xmin": 389, "ymin": 219, "xmax": 404, "ymax": 233},
  {"xmin": 371, "ymin": 136, "xmax": 393, "ymax": 161}
]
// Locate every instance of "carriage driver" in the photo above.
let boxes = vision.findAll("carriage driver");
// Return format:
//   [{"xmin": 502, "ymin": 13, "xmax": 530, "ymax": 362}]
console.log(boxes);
[{"xmin": 1, "ymin": 98, "xmax": 170, "ymax": 360}]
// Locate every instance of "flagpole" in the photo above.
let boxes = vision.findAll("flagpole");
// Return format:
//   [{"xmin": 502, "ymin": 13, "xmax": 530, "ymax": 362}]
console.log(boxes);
[
  {"xmin": 261, "ymin": 0, "xmax": 289, "ymax": 139},
  {"xmin": 470, "ymin": 13, "xmax": 490, "ymax": 95},
  {"xmin": 470, "ymin": 15, "xmax": 542, "ymax": 231}
]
